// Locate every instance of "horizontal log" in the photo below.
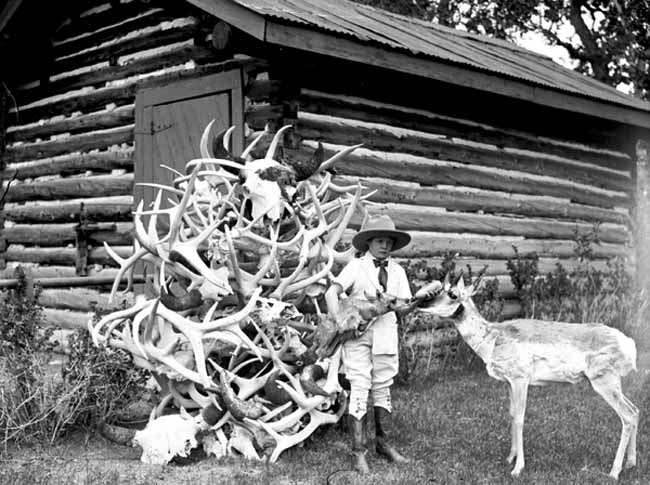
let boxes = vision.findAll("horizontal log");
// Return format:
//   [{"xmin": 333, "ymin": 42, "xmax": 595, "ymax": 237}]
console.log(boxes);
[
  {"xmin": 18, "ymin": 42, "xmax": 218, "ymax": 104},
  {"xmin": 4, "ymin": 173, "xmax": 133, "ymax": 203},
  {"xmin": 0, "ymin": 262, "xmax": 123, "ymax": 279},
  {"xmin": 54, "ymin": 1, "xmax": 167, "ymax": 42},
  {"xmin": 13, "ymin": 58, "xmax": 266, "ymax": 124},
  {"xmin": 42, "ymin": 308, "xmax": 93, "ymax": 330},
  {"xmin": 1, "ymin": 148, "xmax": 133, "ymax": 180},
  {"xmin": 298, "ymin": 113, "xmax": 631, "ymax": 194},
  {"xmin": 53, "ymin": 21, "xmax": 200, "ymax": 78},
  {"xmin": 38, "ymin": 288, "xmax": 133, "ymax": 312},
  {"xmin": 5, "ymin": 196, "xmax": 133, "ymax": 223},
  {"xmin": 299, "ymin": 89, "xmax": 632, "ymax": 172},
  {"xmin": 341, "ymin": 230, "xmax": 627, "ymax": 259},
  {"xmin": 339, "ymin": 175, "xmax": 629, "ymax": 225},
  {"xmin": 300, "ymin": 142, "xmax": 629, "ymax": 209},
  {"xmin": 0, "ymin": 274, "xmax": 142, "ymax": 290},
  {"xmin": 351, "ymin": 202, "xmax": 628, "ymax": 244},
  {"xmin": 1, "ymin": 246, "xmax": 132, "ymax": 268},
  {"xmin": 53, "ymin": 8, "xmax": 177, "ymax": 58},
  {"xmin": 15, "ymin": 84, "xmax": 137, "ymax": 125},
  {"xmin": 6, "ymin": 105, "xmax": 135, "ymax": 144},
  {"xmin": 2, "ymin": 222, "xmax": 133, "ymax": 246},
  {"xmin": 3, "ymin": 125, "xmax": 134, "ymax": 164}
]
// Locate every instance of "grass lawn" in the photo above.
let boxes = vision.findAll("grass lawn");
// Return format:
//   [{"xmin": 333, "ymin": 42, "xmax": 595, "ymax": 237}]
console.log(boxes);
[{"xmin": 2, "ymin": 353, "xmax": 649, "ymax": 485}]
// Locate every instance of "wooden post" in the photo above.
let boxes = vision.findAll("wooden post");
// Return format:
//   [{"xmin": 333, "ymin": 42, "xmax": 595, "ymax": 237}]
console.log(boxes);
[
  {"xmin": 635, "ymin": 140, "xmax": 650, "ymax": 294},
  {"xmin": 0, "ymin": 81, "xmax": 7, "ymax": 164},
  {"xmin": 75, "ymin": 202, "xmax": 90, "ymax": 276}
]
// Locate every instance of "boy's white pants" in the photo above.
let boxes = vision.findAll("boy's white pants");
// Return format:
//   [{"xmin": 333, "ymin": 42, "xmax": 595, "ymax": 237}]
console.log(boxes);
[{"xmin": 342, "ymin": 323, "xmax": 398, "ymax": 419}]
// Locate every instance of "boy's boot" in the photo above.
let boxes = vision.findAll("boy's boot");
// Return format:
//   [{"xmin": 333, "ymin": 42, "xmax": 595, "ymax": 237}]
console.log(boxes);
[
  {"xmin": 374, "ymin": 407, "xmax": 409, "ymax": 464},
  {"xmin": 349, "ymin": 414, "xmax": 370, "ymax": 473}
]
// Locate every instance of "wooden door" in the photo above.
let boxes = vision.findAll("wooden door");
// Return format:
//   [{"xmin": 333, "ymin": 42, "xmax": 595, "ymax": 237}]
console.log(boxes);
[{"xmin": 134, "ymin": 70, "xmax": 244, "ymax": 212}]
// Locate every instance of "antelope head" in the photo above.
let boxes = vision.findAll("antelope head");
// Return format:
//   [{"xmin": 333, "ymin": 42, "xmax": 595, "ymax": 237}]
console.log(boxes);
[{"xmin": 414, "ymin": 271, "xmax": 484, "ymax": 317}]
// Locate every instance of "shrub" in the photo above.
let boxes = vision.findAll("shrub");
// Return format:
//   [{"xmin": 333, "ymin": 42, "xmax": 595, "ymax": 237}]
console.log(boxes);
[
  {"xmin": 62, "ymin": 324, "xmax": 149, "ymax": 430},
  {"xmin": 0, "ymin": 269, "xmax": 148, "ymax": 452},
  {"xmin": 506, "ymin": 229, "xmax": 639, "ymax": 333}
]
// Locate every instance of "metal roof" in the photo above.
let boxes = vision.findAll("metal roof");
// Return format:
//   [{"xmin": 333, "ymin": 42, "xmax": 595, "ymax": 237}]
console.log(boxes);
[{"xmin": 206, "ymin": 0, "xmax": 650, "ymax": 115}]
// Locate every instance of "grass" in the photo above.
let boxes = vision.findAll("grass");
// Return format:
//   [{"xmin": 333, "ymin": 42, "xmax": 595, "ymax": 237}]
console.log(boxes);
[{"xmin": 1, "ymin": 353, "xmax": 649, "ymax": 485}]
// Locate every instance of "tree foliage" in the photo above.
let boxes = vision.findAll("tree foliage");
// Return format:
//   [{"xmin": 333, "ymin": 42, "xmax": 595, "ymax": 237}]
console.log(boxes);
[{"xmin": 352, "ymin": 0, "xmax": 650, "ymax": 100}]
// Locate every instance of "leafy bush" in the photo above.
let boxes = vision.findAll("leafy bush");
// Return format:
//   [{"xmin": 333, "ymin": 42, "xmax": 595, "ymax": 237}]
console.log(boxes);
[
  {"xmin": 0, "ymin": 269, "xmax": 148, "ymax": 452},
  {"xmin": 62, "ymin": 324, "xmax": 148, "ymax": 430},
  {"xmin": 506, "ymin": 238, "xmax": 637, "ymax": 332}
]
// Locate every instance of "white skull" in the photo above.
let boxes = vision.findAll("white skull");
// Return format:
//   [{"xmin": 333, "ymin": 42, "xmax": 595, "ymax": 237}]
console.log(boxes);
[
  {"xmin": 133, "ymin": 411, "xmax": 204, "ymax": 465},
  {"xmin": 241, "ymin": 159, "xmax": 285, "ymax": 221}
]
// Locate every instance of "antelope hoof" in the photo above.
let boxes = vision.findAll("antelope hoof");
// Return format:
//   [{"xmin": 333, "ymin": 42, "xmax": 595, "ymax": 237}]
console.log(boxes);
[
  {"xmin": 505, "ymin": 452, "xmax": 516, "ymax": 464},
  {"xmin": 624, "ymin": 457, "xmax": 636, "ymax": 469},
  {"xmin": 510, "ymin": 464, "xmax": 523, "ymax": 477}
]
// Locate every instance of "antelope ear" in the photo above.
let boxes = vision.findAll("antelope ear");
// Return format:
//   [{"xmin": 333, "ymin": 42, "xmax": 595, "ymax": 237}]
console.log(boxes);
[
  {"xmin": 456, "ymin": 275, "xmax": 466, "ymax": 293},
  {"xmin": 442, "ymin": 272, "xmax": 451, "ymax": 290}
]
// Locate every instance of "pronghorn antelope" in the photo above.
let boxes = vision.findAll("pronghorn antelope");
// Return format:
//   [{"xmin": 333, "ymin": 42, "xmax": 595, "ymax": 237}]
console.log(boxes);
[{"xmin": 415, "ymin": 274, "xmax": 638, "ymax": 480}]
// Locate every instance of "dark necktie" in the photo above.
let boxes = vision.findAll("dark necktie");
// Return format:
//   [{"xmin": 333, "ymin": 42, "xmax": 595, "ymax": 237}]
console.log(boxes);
[{"xmin": 374, "ymin": 259, "xmax": 388, "ymax": 292}]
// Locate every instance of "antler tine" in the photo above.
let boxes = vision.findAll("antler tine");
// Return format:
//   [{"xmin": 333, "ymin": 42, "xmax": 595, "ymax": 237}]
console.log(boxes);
[
  {"xmin": 326, "ymin": 180, "xmax": 372, "ymax": 196},
  {"xmin": 168, "ymin": 381, "xmax": 203, "ymax": 410},
  {"xmin": 265, "ymin": 124, "xmax": 292, "ymax": 160},
  {"xmin": 103, "ymin": 241, "xmax": 149, "ymax": 302},
  {"xmin": 145, "ymin": 301, "xmax": 215, "ymax": 388},
  {"xmin": 222, "ymin": 125, "xmax": 237, "ymax": 155},
  {"xmin": 200, "ymin": 119, "xmax": 217, "ymax": 159},
  {"xmin": 314, "ymin": 143, "xmax": 363, "ymax": 176},
  {"xmin": 325, "ymin": 183, "xmax": 362, "ymax": 249},
  {"xmin": 133, "ymin": 198, "xmax": 174, "ymax": 258},
  {"xmin": 241, "ymin": 129, "xmax": 267, "ymax": 160},
  {"xmin": 282, "ymin": 248, "xmax": 334, "ymax": 298},
  {"xmin": 270, "ymin": 254, "xmax": 307, "ymax": 299},
  {"xmin": 90, "ymin": 294, "xmax": 154, "ymax": 345},
  {"xmin": 135, "ymin": 182, "xmax": 184, "ymax": 196},
  {"xmin": 130, "ymin": 302, "xmax": 158, "ymax": 361},
  {"xmin": 168, "ymin": 164, "xmax": 200, "ymax": 252},
  {"xmin": 108, "ymin": 326, "xmax": 154, "ymax": 371},
  {"xmin": 160, "ymin": 164, "xmax": 184, "ymax": 178},
  {"xmin": 251, "ymin": 320, "xmax": 301, "ymax": 392},
  {"xmin": 255, "ymin": 408, "xmax": 340, "ymax": 464},
  {"xmin": 167, "ymin": 213, "xmax": 231, "ymax": 293},
  {"xmin": 201, "ymin": 287, "xmax": 262, "ymax": 332},
  {"xmin": 313, "ymin": 172, "xmax": 333, "ymax": 198}
]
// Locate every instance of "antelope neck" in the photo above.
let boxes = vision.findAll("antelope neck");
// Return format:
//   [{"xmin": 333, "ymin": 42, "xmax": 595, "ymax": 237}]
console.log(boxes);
[{"xmin": 451, "ymin": 301, "xmax": 492, "ymax": 362}]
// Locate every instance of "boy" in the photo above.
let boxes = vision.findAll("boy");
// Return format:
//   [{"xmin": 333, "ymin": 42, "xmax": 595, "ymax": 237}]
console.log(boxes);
[{"xmin": 325, "ymin": 214, "xmax": 412, "ymax": 474}]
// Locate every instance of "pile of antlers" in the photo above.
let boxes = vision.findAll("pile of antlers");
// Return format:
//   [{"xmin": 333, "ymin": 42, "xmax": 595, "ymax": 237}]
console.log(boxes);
[{"xmin": 89, "ymin": 122, "xmax": 373, "ymax": 464}]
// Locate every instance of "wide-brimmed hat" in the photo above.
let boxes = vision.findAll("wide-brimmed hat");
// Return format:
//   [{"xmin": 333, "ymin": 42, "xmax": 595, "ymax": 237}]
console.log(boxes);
[{"xmin": 352, "ymin": 214, "xmax": 411, "ymax": 252}]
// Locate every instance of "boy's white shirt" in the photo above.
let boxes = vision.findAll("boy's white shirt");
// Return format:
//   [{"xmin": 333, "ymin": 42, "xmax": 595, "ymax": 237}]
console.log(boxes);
[{"xmin": 333, "ymin": 252, "xmax": 412, "ymax": 354}]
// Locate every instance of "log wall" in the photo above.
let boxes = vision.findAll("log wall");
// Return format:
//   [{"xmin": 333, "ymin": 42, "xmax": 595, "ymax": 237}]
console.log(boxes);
[
  {"xmin": 295, "ymin": 90, "xmax": 634, "ymax": 315},
  {"xmin": 0, "ymin": 0, "xmax": 635, "ymax": 334},
  {"xmin": 0, "ymin": 0, "xmax": 267, "ymax": 329}
]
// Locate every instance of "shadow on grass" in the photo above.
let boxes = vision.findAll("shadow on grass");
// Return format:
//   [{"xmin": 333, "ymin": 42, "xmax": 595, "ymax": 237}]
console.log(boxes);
[{"xmin": 2, "ymin": 353, "xmax": 649, "ymax": 485}]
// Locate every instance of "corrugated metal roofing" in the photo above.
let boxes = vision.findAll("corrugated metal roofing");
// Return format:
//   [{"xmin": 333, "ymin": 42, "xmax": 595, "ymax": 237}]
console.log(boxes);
[{"xmin": 225, "ymin": 0, "xmax": 650, "ymax": 113}]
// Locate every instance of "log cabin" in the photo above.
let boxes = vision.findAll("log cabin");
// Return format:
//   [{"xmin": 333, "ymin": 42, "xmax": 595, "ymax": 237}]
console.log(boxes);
[{"xmin": 1, "ymin": 0, "xmax": 649, "ymax": 350}]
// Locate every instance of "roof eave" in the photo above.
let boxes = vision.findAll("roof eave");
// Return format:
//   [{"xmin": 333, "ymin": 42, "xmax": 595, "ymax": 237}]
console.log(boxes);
[{"xmin": 187, "ymin": 0, "xmax": 650, "ymax": 130}]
